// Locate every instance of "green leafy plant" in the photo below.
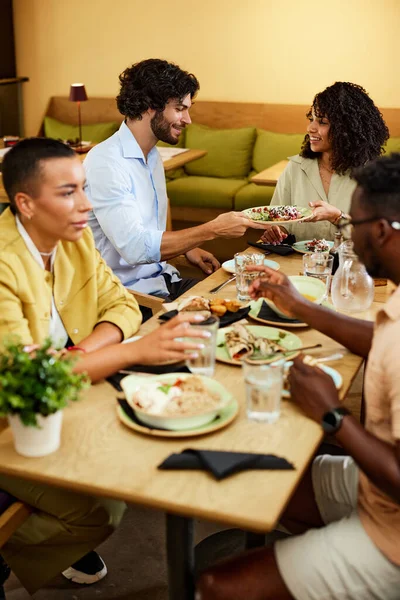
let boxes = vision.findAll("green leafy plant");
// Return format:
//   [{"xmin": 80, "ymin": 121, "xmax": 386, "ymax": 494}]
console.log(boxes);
[{"xmin": 0, "ymin": 337, "xmax": 89, "ymax": 427}]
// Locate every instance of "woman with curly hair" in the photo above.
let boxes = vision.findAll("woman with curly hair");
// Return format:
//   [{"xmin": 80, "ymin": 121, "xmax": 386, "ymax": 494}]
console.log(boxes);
[{"xmin": 261, "ymin": 82, "xmax": 389, "ymax": 244}]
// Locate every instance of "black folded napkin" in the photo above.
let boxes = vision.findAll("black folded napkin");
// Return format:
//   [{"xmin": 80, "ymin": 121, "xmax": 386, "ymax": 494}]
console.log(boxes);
[
  {"xmin": 158, "ymin": 449, "xmax": 295, "ymax": 480},
  {"xmin": 247, "ymin": 234, "xmax": 296, "ymax": 256},
  {"xmin": 257, "ymin": 300, "xmax": 304, "ymax": 325},
  {"xmin": 107, "ymin": 364, "xmax": 191, "ymax": 392},
  {"xmin": 117, "ymin": 398, "xmax": 170, "ymax": 429},
  {"xmin": 159, "ymin": 306, "xmax": 251, "ymax": 328}
]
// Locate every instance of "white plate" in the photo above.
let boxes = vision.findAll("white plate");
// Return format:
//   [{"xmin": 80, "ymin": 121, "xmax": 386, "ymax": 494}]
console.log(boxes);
[
  {"xmin": 282, "ymin": 362, "xmax": 342, "ymax": 398},
  {"xmin": 120, "ymin": 372, "xmax": 234, "ymax": 431},
  {"xmin": 216, "ymin": 325, "xmax": 302, "ymax": 366},
  {"xmin": 221, "ymin": 258, "xmax": 280, "ymax": 275},
  {"xmin": 292, "ymin": 240, "xmax": 334, "ymax": 254},
  {"xmin": 242, "ymin": 205, "xmax": 312, "ymax": 225}
]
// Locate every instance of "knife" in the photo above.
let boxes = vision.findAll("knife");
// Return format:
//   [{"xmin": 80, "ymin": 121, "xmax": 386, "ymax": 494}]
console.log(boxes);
[{"xmin": 209, "ymin": 275, "xmax": 236, "ymax": 294}]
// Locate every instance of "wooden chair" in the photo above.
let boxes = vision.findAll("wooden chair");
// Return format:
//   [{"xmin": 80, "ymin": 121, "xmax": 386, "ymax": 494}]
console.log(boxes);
[
  {"xmin": 128, "ymin": 289, "xmax": 164, "ymax": 316},
  {"xmin": 0, "ymin": 491, "xmax": 31, "ymax": 598},
  {"xmin": 128, "ymin": 198, "xmax": 204, "ymax": 315},
  {"xmin": 0, "ymin": 497, "xmax": 31, "ymax": 550}
]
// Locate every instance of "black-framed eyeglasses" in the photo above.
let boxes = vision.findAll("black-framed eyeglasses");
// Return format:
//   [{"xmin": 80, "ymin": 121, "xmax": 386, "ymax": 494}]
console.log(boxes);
[{"xmin": 337, "ymin": 217, "xmax": 400, "ymax": 234}]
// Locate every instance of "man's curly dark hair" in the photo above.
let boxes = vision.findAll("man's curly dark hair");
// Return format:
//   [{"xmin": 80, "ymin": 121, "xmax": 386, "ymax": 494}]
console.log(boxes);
[
  {"xmin": 116, "ymin": 59, "xmax": 199, "ymax": 120},
  {"xmin": 353, "ymin": 152, "xmax": 400, "ymax": 219},
  {"xmin": 300, "ymin": 82, "xmax": 389, "ymax": 175}
]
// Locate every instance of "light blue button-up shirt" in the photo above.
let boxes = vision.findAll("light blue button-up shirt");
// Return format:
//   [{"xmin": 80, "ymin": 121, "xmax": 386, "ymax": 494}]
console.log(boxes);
[{"xmin": 84, "ymin": 121, "xmax": 180, "ymax": 296}]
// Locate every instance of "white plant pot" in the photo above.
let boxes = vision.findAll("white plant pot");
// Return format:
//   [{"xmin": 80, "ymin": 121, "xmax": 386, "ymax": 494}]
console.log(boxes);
[{"xmin": 8, "ymin": 411, "xmax": 63, "ymax": 457}]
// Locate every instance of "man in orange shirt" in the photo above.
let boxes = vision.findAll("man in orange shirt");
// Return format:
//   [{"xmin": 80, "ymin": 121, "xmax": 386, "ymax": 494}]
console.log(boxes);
[{"xmin": 197, "ymin": 153, "xmax": 400, "ymax": 599}]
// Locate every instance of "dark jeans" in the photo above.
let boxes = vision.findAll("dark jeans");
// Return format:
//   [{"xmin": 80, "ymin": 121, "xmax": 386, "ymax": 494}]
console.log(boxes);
[
  {"xmin": 138, "ymin": 275, "xmax": 199, "ymax": 323},
  {"xmin": 161, "ymin": 274, "xmax": 199, "ymax": 302}
]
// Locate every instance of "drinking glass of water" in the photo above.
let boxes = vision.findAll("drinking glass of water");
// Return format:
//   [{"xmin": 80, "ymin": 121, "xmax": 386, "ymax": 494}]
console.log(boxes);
[
  {"xmin": 243, "ymin": 359, "xmax": 284, "ymax": 423},
  {"xmin": 184, "ymin": 316, "xmax": 219, "ymax": 377},
  {"xmin": 234, "ymin": 253, "xmax": 265, "ymax": 301},
  {"xmin": 302, "ymin": 252, "xmax": 334, "ymax": 297}
]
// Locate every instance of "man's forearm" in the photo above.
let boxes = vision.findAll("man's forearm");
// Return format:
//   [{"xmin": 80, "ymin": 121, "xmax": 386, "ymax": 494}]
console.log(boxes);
[
  {"xmin": 337, "ymin": 416, "xmax": 400, "ymax": 504},
  {"xmin": 294, "ymin": 302, "xmax": 373, "ymax": 358},
  {"xmin": 160, "ymin": 223, "xmax": 217, "ymax": 260}
]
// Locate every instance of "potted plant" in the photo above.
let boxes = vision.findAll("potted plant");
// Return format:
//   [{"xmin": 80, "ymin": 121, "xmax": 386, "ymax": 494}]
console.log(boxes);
[{"xmin": 0, "ymin": 337, "xmax": 89, "ymax": 457}]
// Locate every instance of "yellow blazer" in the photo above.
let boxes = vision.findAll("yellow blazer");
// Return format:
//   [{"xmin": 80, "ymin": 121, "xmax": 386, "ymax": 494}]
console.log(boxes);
[{"xmin": 0, "ymin": 208, "xmax": 142, "ymax": 346}]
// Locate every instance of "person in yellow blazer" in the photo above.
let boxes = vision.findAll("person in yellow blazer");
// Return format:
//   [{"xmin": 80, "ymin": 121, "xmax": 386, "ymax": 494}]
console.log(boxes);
[
  {"xmin": 0, "ymin": 138, "xmax": 206, "ymax": 594},
  {"xmin": 261, "ymin": 82, "xmax": 389, "ymax": 244}
]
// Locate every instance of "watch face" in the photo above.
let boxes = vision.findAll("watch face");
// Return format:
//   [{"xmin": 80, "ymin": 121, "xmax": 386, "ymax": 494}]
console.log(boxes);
[{"xmin": 322, "ymin": 410, "xmax": 340, "ymax": 434}]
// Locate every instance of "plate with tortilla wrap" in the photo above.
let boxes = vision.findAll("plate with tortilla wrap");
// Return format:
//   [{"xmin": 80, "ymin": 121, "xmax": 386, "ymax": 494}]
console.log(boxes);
[{"xmin": 215, "ymin": 323, "xmax": 302, "ymax": 366}]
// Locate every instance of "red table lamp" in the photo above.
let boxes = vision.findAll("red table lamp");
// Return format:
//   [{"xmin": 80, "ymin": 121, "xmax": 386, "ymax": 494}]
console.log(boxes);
[{"xmin": 69, "ymin": 83, "xmax": 88, "ymax": 151}]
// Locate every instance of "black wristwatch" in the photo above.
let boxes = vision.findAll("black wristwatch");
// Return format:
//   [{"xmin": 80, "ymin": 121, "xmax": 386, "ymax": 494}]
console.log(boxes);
[{"xmin": 321, "ymin": 407, "xmax": 351, "ymax": 434}]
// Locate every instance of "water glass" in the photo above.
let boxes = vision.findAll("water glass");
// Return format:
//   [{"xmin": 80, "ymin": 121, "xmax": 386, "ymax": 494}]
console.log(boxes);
[
  {"xmin": 184, "ymin": 316, "xmax": 219, "ymax": 377},
  {"xmin": 302, "ymin": 253, "xmax": 334, "ymax": 296},
  {"xmin": 234, "ymin": 253, "xmax": 265, "ymax": 301},
  {"xmin": 243, "ymin": 360, "xmax": 284, "ymax": 423}
]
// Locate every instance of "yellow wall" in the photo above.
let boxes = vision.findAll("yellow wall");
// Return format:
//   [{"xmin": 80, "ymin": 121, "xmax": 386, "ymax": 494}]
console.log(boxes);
[{"xmin": 13, "ymin": 0, "xmax": 400, "ymax": 136}]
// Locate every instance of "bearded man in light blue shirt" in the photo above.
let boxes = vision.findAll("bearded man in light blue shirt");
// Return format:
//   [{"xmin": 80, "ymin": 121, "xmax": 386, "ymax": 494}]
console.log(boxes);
[{"xmin": 85, "ymin": 59, "xmax": 269, "ymax": 300}]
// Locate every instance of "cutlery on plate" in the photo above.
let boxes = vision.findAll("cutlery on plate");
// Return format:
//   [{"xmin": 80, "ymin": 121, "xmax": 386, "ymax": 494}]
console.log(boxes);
[
  {"xmin": 279, "ymin": 343, "xmax": 322, "ymax": 357},
  {"xmin": 311, "ymin": 352, "xmax": 344, "ymax": 364},
  {"xmin": 209, "ymin": 276, "xmax": 236, "ymax": 294}
]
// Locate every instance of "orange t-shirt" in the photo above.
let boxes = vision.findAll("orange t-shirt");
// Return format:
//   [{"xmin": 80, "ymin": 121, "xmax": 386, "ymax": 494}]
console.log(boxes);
[{"xmin": 358, "ymin": 285, "xmax": 400, "ymax": 565}]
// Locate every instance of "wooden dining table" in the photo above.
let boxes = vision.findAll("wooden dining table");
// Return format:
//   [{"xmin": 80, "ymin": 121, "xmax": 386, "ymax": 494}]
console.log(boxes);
[
  {"xmin": 250, "ymin": 159, "xmax": 289, "ymax": 186},
  {"xmin": 0, "ymin": 250, "xmax": 390, "ymax": 599}
]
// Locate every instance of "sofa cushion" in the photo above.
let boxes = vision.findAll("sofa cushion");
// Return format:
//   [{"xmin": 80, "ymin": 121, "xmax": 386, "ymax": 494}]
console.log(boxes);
[
  {"xmin": 44, "ymin": 116, "xmax": 119, "ymax": 144},
  {"xmin": 385, "ymin": 137, "xmax": 400, "ymax": 154},
  {"xmin": 253, "ymin": 129, "xmax": 305, "ymax": 172},
  {"xmin": 184, "ymin": 124, "xmax": 256, "ymax": 178},
  {"xmin": 234, "ymin": 182, "xmax": 275, "ymax": 211},
  {"xmin": 167, "ymin": 176, "xmax": 247, "ymax": 209}
]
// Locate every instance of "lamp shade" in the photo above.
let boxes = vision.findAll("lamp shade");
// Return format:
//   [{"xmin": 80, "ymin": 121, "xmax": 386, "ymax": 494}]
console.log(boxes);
[{"xmin": 69, "ymin": 83, "xmax": 88, "ymax": 102}]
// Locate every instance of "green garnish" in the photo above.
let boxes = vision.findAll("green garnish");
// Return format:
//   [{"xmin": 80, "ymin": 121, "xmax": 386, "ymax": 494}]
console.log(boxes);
[{"xmin": 158, "ymin": 384, "xmax": 172, "ymax": 394}]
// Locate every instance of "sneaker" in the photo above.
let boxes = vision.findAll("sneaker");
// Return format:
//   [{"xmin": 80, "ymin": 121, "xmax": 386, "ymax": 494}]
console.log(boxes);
[
  {"xmin": 62, "ymin": 551, "xmax": 107, "ymax": 585},
  {"xmin": 0, "ymin": 554, "xmax": 11, "ymax": 586}
]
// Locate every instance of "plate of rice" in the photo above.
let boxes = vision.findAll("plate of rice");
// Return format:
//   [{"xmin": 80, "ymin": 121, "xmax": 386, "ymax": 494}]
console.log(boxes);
[{"xmin": 120, "ymin": 373, "xmax": 234, "ymax": 430}]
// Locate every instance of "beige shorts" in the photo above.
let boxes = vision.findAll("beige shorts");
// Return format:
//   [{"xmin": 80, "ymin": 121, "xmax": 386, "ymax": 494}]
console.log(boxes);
[{"xmin": 275, "ymin": 455, "xmax": 400, "ymax": 600}]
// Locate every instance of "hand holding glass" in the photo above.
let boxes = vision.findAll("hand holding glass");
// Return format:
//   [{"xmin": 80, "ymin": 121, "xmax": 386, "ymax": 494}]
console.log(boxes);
[{"xmin": 183, "ymin": 316, "xmax": 219, "ymax": 377}]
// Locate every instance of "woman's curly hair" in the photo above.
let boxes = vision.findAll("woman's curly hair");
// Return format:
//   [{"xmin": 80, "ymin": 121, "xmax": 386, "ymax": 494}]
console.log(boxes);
[
  {"xmin": 116, "ymin": 59, "xmax": 199, "ymax": 120},
  {"xmin": 300, "ymin": 82, "xmax": 389, "ymax": 175}
]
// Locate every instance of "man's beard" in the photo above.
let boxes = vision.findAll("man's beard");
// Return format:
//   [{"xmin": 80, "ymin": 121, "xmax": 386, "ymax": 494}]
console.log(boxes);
[{"xmin": 150, "ymin": 112, "xmax": 181, "ymax": 145}]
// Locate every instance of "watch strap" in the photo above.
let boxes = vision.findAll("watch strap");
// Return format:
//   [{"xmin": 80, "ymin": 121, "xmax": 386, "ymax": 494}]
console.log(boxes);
[
  {"xmin": 333, "ymin": 407, "xmax": 351, "ymax": 417},
  {"xmin": 322, "ymin": 406, "xmax": 351, "ymax": 434}
]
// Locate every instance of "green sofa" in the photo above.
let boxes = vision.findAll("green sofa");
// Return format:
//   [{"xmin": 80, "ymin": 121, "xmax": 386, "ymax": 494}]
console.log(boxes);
[
  {"xmin": 163, "ymin": 124, "xmax": 400, "ymax": 219},
  {"xmin": 162, "ymin": 124, "xmax": 305, "ymax": 214}
]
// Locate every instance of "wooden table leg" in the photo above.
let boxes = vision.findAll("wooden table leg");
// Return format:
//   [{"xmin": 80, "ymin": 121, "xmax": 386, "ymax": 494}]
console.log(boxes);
[{"xmin": 166, "ymin": 513, "xmax": 195, "ymax": 600}]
